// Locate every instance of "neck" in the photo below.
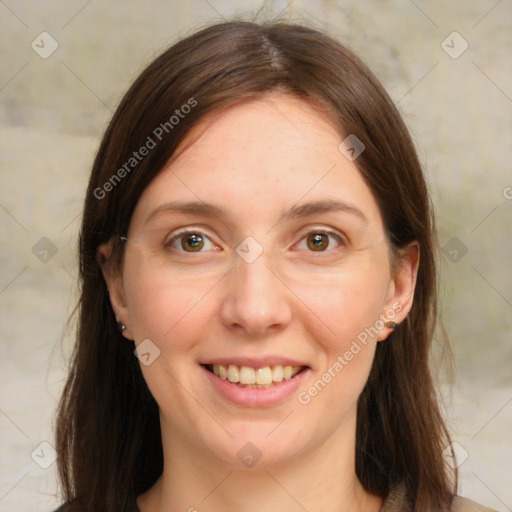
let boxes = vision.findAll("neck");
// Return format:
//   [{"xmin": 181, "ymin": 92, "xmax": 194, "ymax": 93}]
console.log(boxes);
[{"xmin": 137, "ymin": 410, "xmax": 383, "ymax": 512}]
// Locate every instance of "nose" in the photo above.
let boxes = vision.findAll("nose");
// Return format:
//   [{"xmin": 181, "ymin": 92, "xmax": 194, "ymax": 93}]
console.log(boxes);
[{"xmin": 219, "ymin": 250, "xmax": 293, "ymax": 338}]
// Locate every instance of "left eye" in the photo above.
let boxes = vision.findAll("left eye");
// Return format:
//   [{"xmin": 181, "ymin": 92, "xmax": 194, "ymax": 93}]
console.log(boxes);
[
  {"xmin": 296, "ymin": 231, "xmax": 343, "ymax": 252},
  {"xmin": 166, "ymin": 231, "xmax": 217, "ymax": 253}
]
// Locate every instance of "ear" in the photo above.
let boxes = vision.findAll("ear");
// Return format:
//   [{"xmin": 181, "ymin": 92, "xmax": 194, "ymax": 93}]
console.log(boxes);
[
  {"xmin": 377, "ymin": 241, "xmax": 420, "ymax": 341},
  {"xmin": 97, "ymin": 239, "xmax": 132, "ymax": 339}
]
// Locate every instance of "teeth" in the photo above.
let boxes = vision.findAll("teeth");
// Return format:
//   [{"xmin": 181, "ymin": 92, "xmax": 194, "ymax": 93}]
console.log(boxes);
[
  {"xmin": 271, "ymin": 365, "xmax": 283, "ymax": 382},
  {"xmin": 255, "ymin": 366, "xmax": 272, "ymax": 385},
  {"xmin": 240, "ymin": 366, "xmax": 256, "ymax": 385},
  {"xmin": 227, "ymin": 364, "xmax": 239, "ymax": 383},
  {"xmin": 218, "ymin": 364, "xmax": 227, "ymax": 380},
  {"xmin": 210, "ymin": 364, "xmax": 303, "ymax": 388}
]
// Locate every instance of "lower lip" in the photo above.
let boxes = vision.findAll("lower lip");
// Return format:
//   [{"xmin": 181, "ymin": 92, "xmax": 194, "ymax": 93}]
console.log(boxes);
[{"xmin": 201, "ymin": 365, "xmax": 310, "ymax": 407}]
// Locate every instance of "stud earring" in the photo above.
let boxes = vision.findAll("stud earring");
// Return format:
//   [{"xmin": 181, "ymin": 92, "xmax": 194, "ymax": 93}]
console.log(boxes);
[
  {"xmin": 116, "ymin": 320, "xmax": 127, "ymax": 332},
  {"xmin": 385, "ymin": 321, "xmax": 398, "ymax": 329}
]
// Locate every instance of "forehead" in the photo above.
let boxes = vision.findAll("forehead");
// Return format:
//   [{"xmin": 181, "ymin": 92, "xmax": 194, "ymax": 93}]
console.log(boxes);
[
  {"xmin": 169, "ymin": 93, "xmax": 343, "ymax": 172},
  {"xmin": 131, "ymin": 93, "xmax": 384, "ymax": 235}
]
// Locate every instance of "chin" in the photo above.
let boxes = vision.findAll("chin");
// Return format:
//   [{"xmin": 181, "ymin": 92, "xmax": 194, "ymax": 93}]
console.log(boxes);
[{"xmin": 199, "ymin": 423, "xmax": 310, "ymax": 471}]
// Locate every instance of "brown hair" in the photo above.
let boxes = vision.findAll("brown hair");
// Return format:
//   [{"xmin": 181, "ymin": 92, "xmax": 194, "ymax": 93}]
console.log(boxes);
[{"xmin": 55, "ymin": 20, "xmax": 456, "ymax": 512}]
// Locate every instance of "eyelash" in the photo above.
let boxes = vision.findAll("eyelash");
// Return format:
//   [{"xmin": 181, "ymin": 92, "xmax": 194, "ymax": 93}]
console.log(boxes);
[{"xmin": 164, "ymin": 228, "xmax": 346, "ymax": 254}]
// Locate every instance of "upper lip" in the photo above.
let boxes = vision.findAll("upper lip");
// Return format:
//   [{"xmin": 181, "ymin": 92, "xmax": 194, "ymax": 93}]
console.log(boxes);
[{"xmin": 201, "ymin": 356, "xmax": 310, "ymax": 368}]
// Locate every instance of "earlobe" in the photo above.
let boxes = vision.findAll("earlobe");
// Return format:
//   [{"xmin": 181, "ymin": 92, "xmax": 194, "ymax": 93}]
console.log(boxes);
[
  {"xmin": 377, "ymin": 241, "xmax": 420, "ymax": 341},
  {"xmin": 97, "ymin": 240, "xmax": 132, "ymax": 339}
]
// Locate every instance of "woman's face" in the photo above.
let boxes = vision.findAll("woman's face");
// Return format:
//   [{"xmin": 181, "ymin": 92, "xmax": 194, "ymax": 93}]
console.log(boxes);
[{"xmin": 104, "ymin": 93, "xmax": 417, "ymax": 469}]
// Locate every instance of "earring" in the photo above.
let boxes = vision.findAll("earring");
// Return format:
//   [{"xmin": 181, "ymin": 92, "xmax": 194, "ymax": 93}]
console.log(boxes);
[
  {"xmin": 385, "ymin": 321, "xmax": 398, "ymax": 329},
  {"xmin": 116, "ymin": 320, "xmax": 127, "ymax": 332}
]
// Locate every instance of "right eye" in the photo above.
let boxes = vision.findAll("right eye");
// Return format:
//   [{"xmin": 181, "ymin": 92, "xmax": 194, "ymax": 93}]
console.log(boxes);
[{"xmin": 165, "ymin": 229, "xmax": 219, "ymax": 253}]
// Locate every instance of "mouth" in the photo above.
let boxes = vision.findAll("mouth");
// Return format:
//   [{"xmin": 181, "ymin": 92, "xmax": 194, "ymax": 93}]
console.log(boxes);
[{"xmin": 202, "ymin": 363, "xmax": 308, "ymax": 389}]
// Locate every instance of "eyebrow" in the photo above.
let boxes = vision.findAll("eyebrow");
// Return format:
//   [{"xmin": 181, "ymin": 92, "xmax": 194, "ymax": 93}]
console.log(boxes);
[{"xmin": 145, "ymin": 199, "xmax": 368, "ymax": 225}]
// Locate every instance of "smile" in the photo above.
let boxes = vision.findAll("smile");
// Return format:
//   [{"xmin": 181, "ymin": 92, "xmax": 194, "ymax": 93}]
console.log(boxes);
[
  {"xmin": 201, "ymin": 360, "xmax": 310, "ymax": 407},
  {"xmin": 204, "ymin": 364, "xmax": 305, "ymax": 388}
]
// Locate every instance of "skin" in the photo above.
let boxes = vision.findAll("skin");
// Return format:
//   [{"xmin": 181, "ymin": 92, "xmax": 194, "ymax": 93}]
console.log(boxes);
[{"xmin": 100, "ymin": 93, "xmax": 419, "ymax": 512}]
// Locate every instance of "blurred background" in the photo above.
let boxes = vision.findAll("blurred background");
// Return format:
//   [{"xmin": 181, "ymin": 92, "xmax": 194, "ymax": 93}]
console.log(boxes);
[{"xmin": 0, "ymin": 1, "xmax": 510, "ymax": 511}]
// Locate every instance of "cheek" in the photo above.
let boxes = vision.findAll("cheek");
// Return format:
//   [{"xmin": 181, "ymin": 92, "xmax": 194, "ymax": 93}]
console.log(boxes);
[
  {"xmin": 122, "ymin": 252, "xmax": 219, "ymax": 347},
  {"xmin": 295, "ymin": 274, "xmax": 383, "ymax": 424},
  {"xmin": 294, "ymin": 263, "xmax": 390, "ymax": 351},
  {"xmin": 291, "ymin": 258, "xmax": 390, "ymax": 409},
  {"xmin": 310, "ymin": 281, "xmax": 381, "ymax": 381}
]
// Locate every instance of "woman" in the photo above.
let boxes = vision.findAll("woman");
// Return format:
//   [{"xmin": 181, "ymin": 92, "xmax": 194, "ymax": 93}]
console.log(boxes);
[{"xmin": 53, "ymin": 20, "xmax": 496, "ymax": 512}]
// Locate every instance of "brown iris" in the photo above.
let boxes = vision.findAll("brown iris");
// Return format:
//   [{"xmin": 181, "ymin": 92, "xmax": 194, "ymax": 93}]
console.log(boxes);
[
  {"xmin": 181, "ymin": 233, "xmax": 204, "ymax": 252},
  {"xmin": 307, "ymin": 233, "xmax": 329, "ymax": 251}
]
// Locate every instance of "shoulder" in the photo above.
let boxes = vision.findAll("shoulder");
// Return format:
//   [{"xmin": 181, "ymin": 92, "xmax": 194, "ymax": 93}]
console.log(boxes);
[
  {"xmin": 380, "ymin": 483, "xmax": 499, "ymax": 512},
  {"xmin": 451, "ymin": 495, "xmax": 499, "ymax": 512}
]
